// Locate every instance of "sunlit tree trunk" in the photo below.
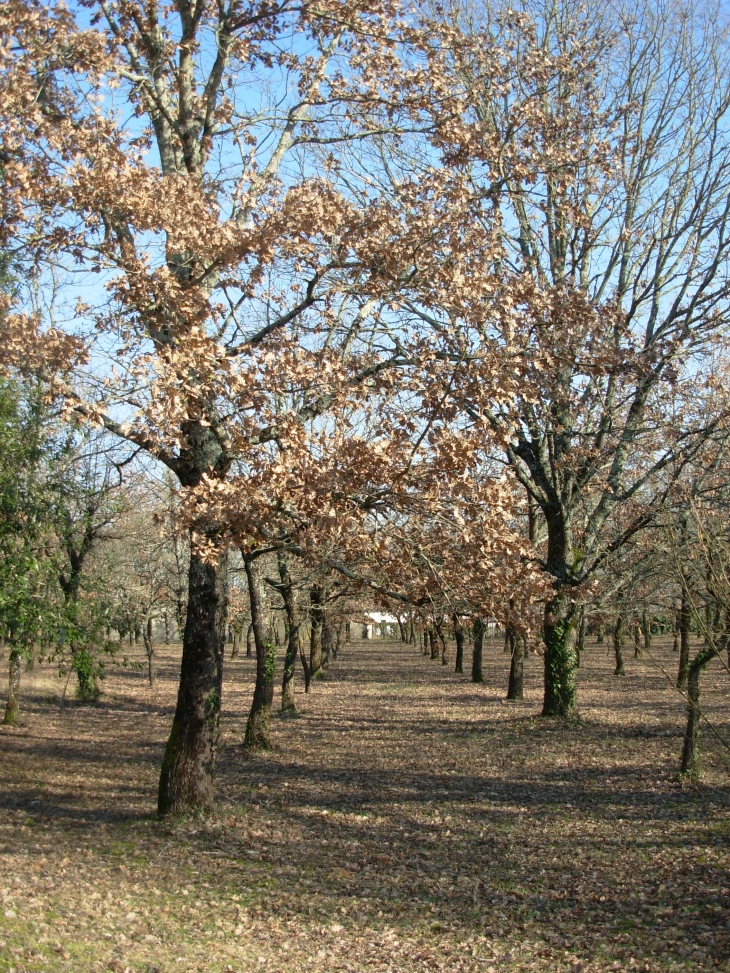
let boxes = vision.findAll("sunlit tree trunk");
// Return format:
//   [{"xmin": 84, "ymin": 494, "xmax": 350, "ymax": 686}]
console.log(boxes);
[
  {"xmin": 158, "ymin": 543, "xmax": 228, "ymax": 815},
  {"xmin": 244, "ymin": 557, "xmax": 275, "ymax": 748}
]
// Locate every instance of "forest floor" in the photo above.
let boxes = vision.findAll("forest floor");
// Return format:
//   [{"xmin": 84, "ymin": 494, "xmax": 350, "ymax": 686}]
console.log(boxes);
[{"xmin": 0, "ymin": 635, "xmax": 729, "ymax": 973}]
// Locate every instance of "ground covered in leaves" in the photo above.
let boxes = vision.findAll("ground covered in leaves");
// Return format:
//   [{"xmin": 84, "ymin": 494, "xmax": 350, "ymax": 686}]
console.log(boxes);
[{"xmin": 1, "ymin": 634, "xmax": 729, "ymax": 973}]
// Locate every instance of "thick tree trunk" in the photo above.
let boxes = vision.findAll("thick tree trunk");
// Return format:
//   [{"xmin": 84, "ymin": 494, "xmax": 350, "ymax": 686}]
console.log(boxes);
[
  {"xmin": 614, "ymin": 615, "xmax": 625, "ymax": 676},
  {"xmin": 595, "ymin": 622, "xmax": 604, "ymax": 644},
  {"xmin": 453, "ymin": 615, "xmax": 464, "ymax": 674},
  {"xmin": 244, "ymin": 557, "xmax": 276, "ymax": 749},
  {"xmin": 158, "ymin": 544, "xmax": 228, "ymax": 815},
  {"xmin": 246, "ymin": 622, "xmax": 254, "ymax": 658},
  {"xmin": 471, "ymin": 619, "xmax": 484, "ymax": 684},
  {"xmin": 677, "ymin": 591, "xmax": 691, "ymax": 690},
  {"xmin": 3, "ymin": 647, "xmax": 21, "ymax": 725},
  {"xmin": 429, "ymin": 629, "xmax": 439, "ymax": 660},
  {"xmin": 542, "ymin": 595, "xmax": 578, "ymax": 717}
]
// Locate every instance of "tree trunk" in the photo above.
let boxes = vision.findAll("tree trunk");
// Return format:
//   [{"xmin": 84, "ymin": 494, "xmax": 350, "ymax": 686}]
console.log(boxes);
[
  {"xmin": 680, "ymin": 638, "xmax": 723, "ymax": 775},
  {"xmin": 300, "ymin": 633, "xmax": 312, "ymax": 693},
  {"xmin": 453, "ymin": 615, "xmax": 464, "ymax": 674},
  {"xmin": 596, "ymin": 622, "xmax": 604, "ymax": 644},
  {"xmin": 246, "ymin": 622, "xmax": 254, "ymax": 658},
  {"xmin": 429, "ymin": 629, "xmax": 439, "ymax": 660},
  {"xmin": 677, "ymin": 591, "xmax": 691, "ymax": 690},
  {"xmin": 309, "ymin": 584, "xmax": 324, "ymax": 679},
  {"xmin": 542, "ymin": 595, "xmax": 578, "ymax": 717},
  {"xmin": 144, "ymin": 617, "xmax": 156, "ymax": 687},
  {"xmin": 436, "ymin": 621, "xmax": 448, "ymax": 666},
  {"xmin": 614, "ymin": 615, "xmax": 625, "ymax": 676},
  {"xmin": 333, "ymin": 620, "xmax": 344, "ymax": 660},
  {"xmin": 506, "ymin": 625, "xmax": 523, "ymax": 700},
  {"xmin": 3, "ymin": 647, "xmax": 21, "ymax": 725},
  {"xmin": 633, "ymin": 619, "xmax": 643, "ymax": 658},
  {"xmin": 642, "ymin": 611, "xmax": 652, "ymax": 653},
  {"xmin": 230, "ymin": 626, "xmax": 241, "ymax": 659},
  {"xmin": 278, "ymin": 558, "xmax": 299, "ymax": 713},
  {"xmin": 244, "ymin": 557, "xmax": 276, "ymax": 749},
  {"xmin": 576, "ymin": 608, "xmax": 586, "ymax": 668},
  {"xmin": 164, "ymin": 613, "xmax": 170, "ymax": 644},
  {"xmin": 158, "ymin": 544, "xmax": 228, "ymax": 815},
  {"xmin": 322, "ymin": 614, "xmax": 336, "ymax": 670},
  {"xmin": 471, "ymin": 619, "xmax": 484, "ymax": 684}
]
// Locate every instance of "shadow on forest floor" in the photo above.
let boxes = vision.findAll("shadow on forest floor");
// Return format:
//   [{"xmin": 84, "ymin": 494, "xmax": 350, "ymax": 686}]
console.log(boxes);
[{"xmin": 0, "ymin": 637, "xmax": 728, "ymax": 973}]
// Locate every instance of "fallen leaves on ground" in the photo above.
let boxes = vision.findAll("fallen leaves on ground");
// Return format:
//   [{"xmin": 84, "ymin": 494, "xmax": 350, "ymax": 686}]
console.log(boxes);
[{"xmin": 0, "ymin": 636, "xmax": 728, "ymax": 972}]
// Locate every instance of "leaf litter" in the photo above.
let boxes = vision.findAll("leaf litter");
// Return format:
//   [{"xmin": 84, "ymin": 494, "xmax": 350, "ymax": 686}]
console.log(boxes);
[{"xmin": 0, "ymin": 635, "xmax": 728, "ymax": 973}]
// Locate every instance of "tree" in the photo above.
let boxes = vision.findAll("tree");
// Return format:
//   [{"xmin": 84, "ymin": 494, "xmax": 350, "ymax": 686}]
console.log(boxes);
[
  {"xmin": 408, "ymin": 0, "xmax": 730, "ymax": 716},
  {"xmin": 0, "ymin": 0, "xmax": 458, "ymax": 812},
  {"xmin": 0, "ymin": 378, "xmax": 60, "ymax": 723}
]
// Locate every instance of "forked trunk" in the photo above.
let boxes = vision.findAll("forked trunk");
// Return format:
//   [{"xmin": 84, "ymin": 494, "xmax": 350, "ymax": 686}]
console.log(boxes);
[
  {"xmin": 158, "ymin": 544, "xmax": 228, "ymax": 815},
  {"xmin": 542, "ymin": 595, "xmax": 578, "ymax": 718},
  {"xmin": 680, "ymin": 637, "xmax": 724, "ymax": 775},
  {"xmin": 244, "ymin": 557, "xmax": 276, "ymax": 749},
  {"xmin": 3, "ymin": 647, "xmax": 21, "ymax": 725}
]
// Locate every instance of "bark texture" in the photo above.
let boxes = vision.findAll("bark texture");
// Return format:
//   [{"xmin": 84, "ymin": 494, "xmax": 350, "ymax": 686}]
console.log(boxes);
[
  {"xmin": 542, "ymin": 595, "xmax": 578, "ymax": 717},
  {"xmin": 158, "ymin": 545, "xmax": 228, "ymax": 815}
]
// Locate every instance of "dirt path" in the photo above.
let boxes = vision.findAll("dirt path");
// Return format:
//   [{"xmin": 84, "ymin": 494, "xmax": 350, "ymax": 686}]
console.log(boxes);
[{"xmin": 0, "ymin": 636, "xmax": 729, "ymax": 972}]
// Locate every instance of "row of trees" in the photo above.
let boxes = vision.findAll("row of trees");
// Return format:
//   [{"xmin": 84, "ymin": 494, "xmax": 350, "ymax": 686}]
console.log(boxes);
[{"xmin": 1, "ymin": 0, "xmax": 729, "ymax": 812}]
